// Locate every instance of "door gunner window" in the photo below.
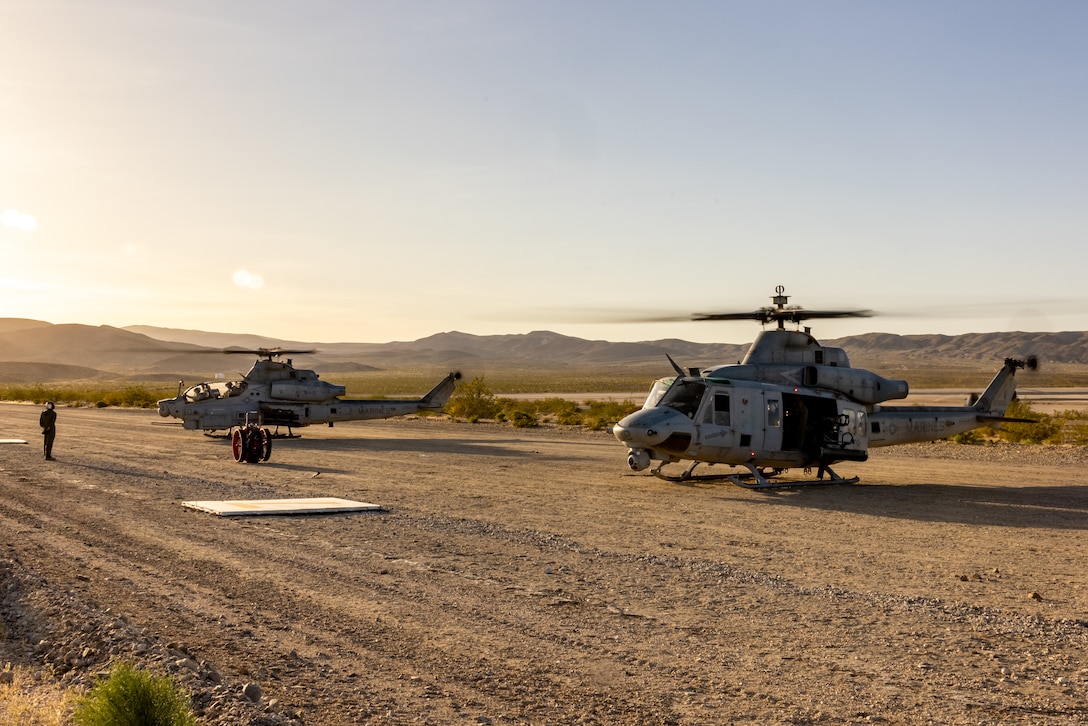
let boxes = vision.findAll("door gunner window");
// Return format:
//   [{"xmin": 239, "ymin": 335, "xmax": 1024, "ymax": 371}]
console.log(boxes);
[
  {"xmin": 767, "ymin": 399, "xmax": 781, "ymax": 427},
  {"xmin": 702, "ymin": 392, "xmax": 730, "ymax": 426}
]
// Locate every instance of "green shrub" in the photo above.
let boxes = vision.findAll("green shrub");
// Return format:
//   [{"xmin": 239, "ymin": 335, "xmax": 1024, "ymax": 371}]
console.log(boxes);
[
  {"xmin": 0, "ymin": 385, "xmax": 169, "ymax": 409},
  {"xmin": 534, "ymin": 397, "xmax": 579, "ymax": 418},
  {"xmin": 444, "ymin": 377, "xmax": 501, "ymax": 421},
  {"xmin": 72, "ymin": 662, "xmax": 195, "ymax": 726},
  {"xmin": 510, "ymin": 410, "xmax": 539, "ymax": 428},
  {"xmin": 1062, "ymin": 421, "xmax": 1088, "ymax": 446},
  {"xmin": 582, "ymin": 399, "xmax": 640, "ymax": 421},
  {"xmin": 950, "ymin": 429, "xmax": 985, "ymax": 445},
  {"xmin": 555, "ymin": 409, "xmax": 584, "ymax": 426},
  {"xmin": 997, "ymin": 399, "xmax": 1060, "ymax": 444}
]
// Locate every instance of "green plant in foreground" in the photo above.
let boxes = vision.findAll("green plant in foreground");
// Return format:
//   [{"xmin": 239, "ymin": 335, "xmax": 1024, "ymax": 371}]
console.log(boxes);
[{"xmin": 72, "ymin": 662, "xmax": 195, "ymax": 726}]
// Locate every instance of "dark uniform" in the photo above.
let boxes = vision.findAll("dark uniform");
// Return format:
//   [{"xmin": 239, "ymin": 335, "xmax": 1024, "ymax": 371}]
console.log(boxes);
[{"xmin": 40, "ymin": 402, "xmax": 56, "ymax": 460}]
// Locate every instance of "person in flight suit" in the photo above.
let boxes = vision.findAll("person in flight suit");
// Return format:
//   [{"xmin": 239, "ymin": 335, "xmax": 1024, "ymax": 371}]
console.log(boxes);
[{"xmin": 40, "ymin": 401, "xmax": 57, "ymax": 460}]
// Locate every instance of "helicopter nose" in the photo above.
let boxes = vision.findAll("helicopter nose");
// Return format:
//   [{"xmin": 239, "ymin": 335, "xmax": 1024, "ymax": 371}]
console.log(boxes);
[
  {"xmin": 612, "ymin": 406, "xmax": 693, "ymax": 448},
  {"xmin": 157, "ymin": 399, "xmax": 175, "ymax": 417}
]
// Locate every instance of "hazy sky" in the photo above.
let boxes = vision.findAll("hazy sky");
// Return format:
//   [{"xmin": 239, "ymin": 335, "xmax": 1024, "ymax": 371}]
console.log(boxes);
[{"xmin": 2, "ymin": 1, "xmax": 1086, "ymax": 344}]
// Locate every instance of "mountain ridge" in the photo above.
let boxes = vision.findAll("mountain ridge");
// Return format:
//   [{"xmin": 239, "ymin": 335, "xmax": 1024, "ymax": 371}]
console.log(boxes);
[{"xmin": 0, "ymin": 319, "xmax": 1085, "ymax": 384}]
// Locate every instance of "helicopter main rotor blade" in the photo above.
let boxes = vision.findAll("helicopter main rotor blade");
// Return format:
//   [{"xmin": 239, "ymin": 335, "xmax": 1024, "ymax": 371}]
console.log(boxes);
[
  {"xmin": 218, "ymin": 346, "xmax": 317, "ymax": 357},
  {"xmin": 221, "ymin": 347, "xmax": 316, "ymax": 356},
  {"xmin": 692, "ymin": 308, "xmax": 874, "ymax": 324}
]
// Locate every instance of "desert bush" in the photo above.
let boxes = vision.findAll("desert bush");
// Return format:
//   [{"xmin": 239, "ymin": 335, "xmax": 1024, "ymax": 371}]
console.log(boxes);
[
  {"xmin": 556, "ymin": 409, "xmax": 584, "ymax": 426},
  {"xmin": 0, "ymin": 385, "xmax": 169, "ymax": 409},
  {"xmin": 510, "ymin": 410, "xmax": 539, "ymax": 428},
  {"xmin": 534, "ymin": 397, "xmax": 579, "ymax": 419},
  {"xmin": 1048, "ymin": 409, "xmax": 1088, "ymax": 445},
  {"xmin": 949, "ymin": 429, "xmax": 985, "ymax": 445},
  {"xmin": 444, "ymin": 376, "xmax": 501, "ymax": 422},
  {"xmin": 445, "ymin": 387, "xmax": 640, "ymax": 429},
  {"xmin": 72, "ymin": 662, "xmax": 194, "ymax": 726},
  {"xmin": 101, "ymin": 387, "xmax": 161, "ymax": 408},
  {"xmin": 997, "ymin": 399, "xmax": 1061, "ymax": 445},
  {"xmin": 1060, "ymin": 421, "xmax": 1088, "ymax": 446},
  {"xmin": 583, "ymin": 399, "xmax": 639, "ymax": 420},
  {"xmin": 502, "ymin": 402, "xmax": 540, "ymax": 428}
]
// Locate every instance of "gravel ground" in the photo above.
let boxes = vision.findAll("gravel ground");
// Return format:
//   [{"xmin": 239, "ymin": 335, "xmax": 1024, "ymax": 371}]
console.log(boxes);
[{"xmin": 1, "ymin": 402, "xmax": 1087, "ymax": 725}]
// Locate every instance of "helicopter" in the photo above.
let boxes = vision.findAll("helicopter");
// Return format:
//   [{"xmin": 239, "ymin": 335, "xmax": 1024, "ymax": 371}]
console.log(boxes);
[
  {"xmin": 612, "ymin": 286, "xmax": 1036, "ymax": 489},
  {"xmin": 156, "ymin": 348, "xmax": 462, "ymax": 438}
]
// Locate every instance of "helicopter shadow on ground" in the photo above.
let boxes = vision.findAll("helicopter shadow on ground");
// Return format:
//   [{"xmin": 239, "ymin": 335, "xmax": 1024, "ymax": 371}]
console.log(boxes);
[
  {"xmin": 276, "ymin": 434, "xmax": 546, "ymax": 461},
  {"xmin": 239, "ymin": 461, "xmax": 354, "ymax": 475},
  {"xmin": 735, "ymin": 481, "xmax": 1088, "ymax": 530}
]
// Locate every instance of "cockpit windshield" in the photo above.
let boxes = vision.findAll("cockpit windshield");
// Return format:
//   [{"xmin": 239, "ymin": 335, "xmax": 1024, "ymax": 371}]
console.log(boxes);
[
  {"xmin": 642, "ymin": 378, "xmax": 674, "ymax": 409},
  {"xmin": 183, "ymin": 380, "xmax": 246, "ymax": 403},
  {"xmin": 658, "ymin": 378, "xmax": 706, "ymax": 418}
]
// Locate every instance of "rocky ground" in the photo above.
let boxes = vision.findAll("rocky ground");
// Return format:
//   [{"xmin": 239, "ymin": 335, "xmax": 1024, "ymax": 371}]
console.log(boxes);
[{"xmin": 1, "ymin": 402, "xmax": 1087, "ymax": 724}]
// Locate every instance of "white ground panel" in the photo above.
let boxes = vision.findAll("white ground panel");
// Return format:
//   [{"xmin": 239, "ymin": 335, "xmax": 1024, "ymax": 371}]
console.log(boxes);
[
  {"xmin": 182, "ymin": 497, "xmax": 383, "ymax": 517},
  {"xmin": 0, "ymin": 439, "xmax": 28, "ymax": 444}
]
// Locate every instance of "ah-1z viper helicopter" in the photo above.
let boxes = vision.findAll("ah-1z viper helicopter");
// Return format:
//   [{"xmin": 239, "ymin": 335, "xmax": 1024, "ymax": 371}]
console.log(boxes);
[
  {"xmin": 612, "ymin": 286, "xmax": 1036, "ymax": 489},
  {"xmin": 157, "ymin": 348, "xmax": 461, "ymax": 441}
]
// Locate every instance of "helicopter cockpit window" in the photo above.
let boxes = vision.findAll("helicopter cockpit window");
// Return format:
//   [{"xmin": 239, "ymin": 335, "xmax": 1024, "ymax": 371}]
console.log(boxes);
[
  {"xmin": 659, "ymin": 379, "xmax": 706, "ymax": 419},
  {"xmin": 183, "ymin": 383, "xmax": 216, "ymax": 403},
  {"xmin": 642, "ymin": 379, "xmax": 673, "ymax": 409},
  {"xmin": 183, "ymin": 380, "xmax": 245, "ymax": 403},
  {"xmin": 222, "ymin": 381, "xmax": 246, "ymax": 398},
  {"xmin": 702, "ymin": 392, "xmax": 731, "ymax": 426}
]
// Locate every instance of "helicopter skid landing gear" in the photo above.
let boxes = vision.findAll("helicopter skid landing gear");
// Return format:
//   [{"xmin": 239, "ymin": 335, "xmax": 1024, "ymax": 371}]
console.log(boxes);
[
  {"xmin": 651, "ymin": 460, "xmax": 743, "ymax": 484},
  {"xmin": 650, "ymin": 459, "xmax": 860, "ymax": 488},
  {"xmin": 728, "ymin": 463, "xmax": 859, "ymax": 489}
]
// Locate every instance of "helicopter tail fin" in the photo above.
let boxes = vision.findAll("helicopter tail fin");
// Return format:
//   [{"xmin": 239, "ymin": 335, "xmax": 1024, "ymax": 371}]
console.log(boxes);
[
  {"xmin": 419, "ymin": 371, "xmax": 463, "ymax": 408},
  {"xmin": 972, "ymin": 357, "xmax": 1034, "ymax": 418}
]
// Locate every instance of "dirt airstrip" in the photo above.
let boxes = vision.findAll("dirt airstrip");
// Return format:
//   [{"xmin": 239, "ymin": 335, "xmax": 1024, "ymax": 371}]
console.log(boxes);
[{"xmin": 1, "ymin": 401, "xmax": 1087, "ymax": 725}]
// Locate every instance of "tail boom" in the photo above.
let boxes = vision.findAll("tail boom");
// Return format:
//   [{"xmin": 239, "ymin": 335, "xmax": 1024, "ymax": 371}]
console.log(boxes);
[{"xmin": 868, "ymin": 357, "xmax": 1032, "ymax": 448}]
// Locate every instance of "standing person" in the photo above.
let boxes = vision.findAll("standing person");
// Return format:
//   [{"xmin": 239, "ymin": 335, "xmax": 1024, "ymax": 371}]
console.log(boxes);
[{"xmin": 40, "ymin": 401, "xmax": 57, "ymax": 460}]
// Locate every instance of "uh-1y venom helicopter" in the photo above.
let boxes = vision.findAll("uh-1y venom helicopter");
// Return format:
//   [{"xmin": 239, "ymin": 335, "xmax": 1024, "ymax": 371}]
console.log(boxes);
[
  {"xmin": 157, "ymin": 348, "xmax": 461, "ymax": 451},
  {"xmin": 612, "ymin": 286, "xmax": 1036, "ymax": 489}
]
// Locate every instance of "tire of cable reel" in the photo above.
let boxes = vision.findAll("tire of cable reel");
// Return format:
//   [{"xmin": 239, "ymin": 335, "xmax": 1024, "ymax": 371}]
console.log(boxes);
[
  {"xmin": 232, "ymin": 429, "xmax": 245, "ymax": 462},
  {"xmin": 260, "ymin": 428, "xmax": 273, "ymax": 462}
]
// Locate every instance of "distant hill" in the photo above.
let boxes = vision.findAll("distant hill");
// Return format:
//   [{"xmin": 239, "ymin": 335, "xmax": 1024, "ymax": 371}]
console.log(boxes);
[
  {"xmin": 0, "ymin": 323, "xmax": 209, "ymax": 374},
  {"xmin": 0, "ymin": 318, "xmax": 51, "ymax": 334},
  {"xmin": 0, "ymin": 361, "xmax": 111, "ymax": 385},
  {"xmin": 830, "ymin": 331, "xmax": 1088, "ymax": 363},
  {"xmin": 0, "ymin": 319, "xmax": 1086, "ymax": 384}
]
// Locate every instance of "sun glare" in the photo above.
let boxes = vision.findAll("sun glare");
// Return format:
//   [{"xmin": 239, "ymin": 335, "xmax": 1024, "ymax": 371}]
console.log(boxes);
[
  {"xmin": 233, "ymin": 269, "xmax": 265, "ymax": 290},
  {"xmin": 1, "ymin": 209, "xmax": 37, "ymax": 231}
]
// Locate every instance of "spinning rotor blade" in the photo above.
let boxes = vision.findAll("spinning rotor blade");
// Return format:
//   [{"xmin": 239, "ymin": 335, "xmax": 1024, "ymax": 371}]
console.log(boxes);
[
  {"xmin": 692, "ymin": 307, "xmax": 874, "ymax": 325},
  {"xmin": 484, "ymin": 287, "xmax": 876, "ymax": 330},
  {"xmin": 221, "ymin": 347, "xmax": 317, "ymax": 357},
  {"xmin": 691, "ymin": 286, "xmax": 873, "ymax": 329}
]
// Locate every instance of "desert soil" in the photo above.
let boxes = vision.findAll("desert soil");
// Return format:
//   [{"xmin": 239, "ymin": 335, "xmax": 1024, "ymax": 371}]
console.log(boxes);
[{"xmin": 1, "ymin": 401, "xmax": 1086, "ymax": 725}]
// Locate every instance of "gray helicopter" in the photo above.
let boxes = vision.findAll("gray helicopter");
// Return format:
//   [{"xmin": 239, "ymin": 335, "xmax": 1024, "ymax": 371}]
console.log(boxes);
[
  {"xmin": 613, "ymin": 286, "xmax": 1035, "ymax": 488},
  {"xmin": 157, "ymin": 348, "xmax": 461, "ymax": 441}
]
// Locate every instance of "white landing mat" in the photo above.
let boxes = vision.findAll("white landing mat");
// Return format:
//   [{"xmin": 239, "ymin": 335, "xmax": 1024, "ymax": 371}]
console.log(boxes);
[{"xmin": 182, "ymin": 497, "xmax": 383, "ymax": 517}]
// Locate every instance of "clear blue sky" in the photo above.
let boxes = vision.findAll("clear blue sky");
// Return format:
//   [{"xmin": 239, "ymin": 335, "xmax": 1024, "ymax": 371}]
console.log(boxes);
[{"xmin": 2, "ymin": 1, "xmax": 1086, "ymax": 344}]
